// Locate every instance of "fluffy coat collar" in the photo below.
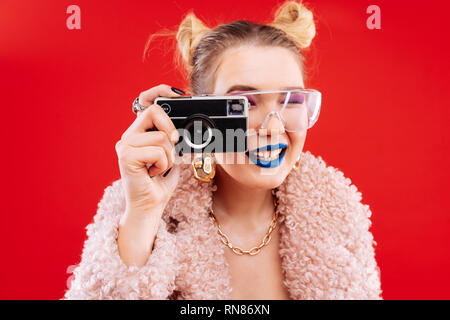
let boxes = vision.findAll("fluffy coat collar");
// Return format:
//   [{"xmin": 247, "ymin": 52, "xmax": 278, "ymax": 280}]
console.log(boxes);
[{"xmin": 162, "ymin": 150, "xmax": 381, "ymax": 299}]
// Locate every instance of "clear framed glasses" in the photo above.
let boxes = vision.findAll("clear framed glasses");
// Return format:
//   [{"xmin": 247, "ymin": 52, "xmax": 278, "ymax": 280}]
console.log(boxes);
[{"xmin": 227, "ymin": 88, "xmax": 321, "ymax": 132}]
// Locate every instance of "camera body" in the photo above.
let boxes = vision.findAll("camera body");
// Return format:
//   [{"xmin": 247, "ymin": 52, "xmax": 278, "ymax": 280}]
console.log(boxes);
[{"xmin": 154, "ymin": 95, "xmax": 249, "ymax": 154}]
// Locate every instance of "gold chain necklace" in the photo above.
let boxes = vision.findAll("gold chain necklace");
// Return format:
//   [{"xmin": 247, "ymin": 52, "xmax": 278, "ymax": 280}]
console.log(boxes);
[{"xmin": 208, "ymin": 196, "xmax": 279, "ymax": 256}]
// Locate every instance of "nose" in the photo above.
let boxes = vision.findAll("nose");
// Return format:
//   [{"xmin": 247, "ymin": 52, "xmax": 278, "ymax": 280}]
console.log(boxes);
[{"xmin": 257, "ymin": 111, "xmax": 285, "ymax": 136}]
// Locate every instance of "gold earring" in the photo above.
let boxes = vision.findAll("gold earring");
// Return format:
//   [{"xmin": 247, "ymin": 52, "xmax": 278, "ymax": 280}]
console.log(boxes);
[
  {"xmin": 192, "ymin": 153, "xmax": 216, "ymax": 182},
  {"xmin": 293, "ymin": 154, "xmax": 301, "ymax": 171}
]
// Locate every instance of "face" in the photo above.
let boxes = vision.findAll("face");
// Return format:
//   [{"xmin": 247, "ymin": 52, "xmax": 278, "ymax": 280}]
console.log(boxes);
[{"xmin": 212, "ymin": 45, "xmax": 307, "ymax": 189}]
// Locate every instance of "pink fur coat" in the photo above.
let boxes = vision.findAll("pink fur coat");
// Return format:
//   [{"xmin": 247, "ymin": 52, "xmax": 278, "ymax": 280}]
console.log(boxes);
[{"xmin": 63, "ymin": 151, "xmax": 382, "ymax": 299}]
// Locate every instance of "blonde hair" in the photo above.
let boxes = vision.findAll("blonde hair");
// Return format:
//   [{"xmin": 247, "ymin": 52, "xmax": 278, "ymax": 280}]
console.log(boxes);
[{"xmin": 144, "ymin": 1, "xmax": 316, "ymax": 94}]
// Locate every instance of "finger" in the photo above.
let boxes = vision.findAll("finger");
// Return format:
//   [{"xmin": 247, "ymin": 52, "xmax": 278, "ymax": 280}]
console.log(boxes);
[
  {"xmin": 117, "ymin": 144, "xmax": 169, "ymax": 177},
  {"xmin": 138, "ymin": 84, "xmax": 185, "ymax": 107},
  {"xmin": 122, "ymin": 131, "xmax": 176, "ymax": 168},
  {"xmin": 124, "ymin": 103, "xmax": 179, "ymax": 143},
  {"xmin": 136, "ymin": 84, "xmax": 184, "ymax": 132}
]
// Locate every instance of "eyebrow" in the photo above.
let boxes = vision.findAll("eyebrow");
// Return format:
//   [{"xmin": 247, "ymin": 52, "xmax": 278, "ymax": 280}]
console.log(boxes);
[{"xmin": 226, "ymin": 85, "xmax": 304, "ymax": 93}]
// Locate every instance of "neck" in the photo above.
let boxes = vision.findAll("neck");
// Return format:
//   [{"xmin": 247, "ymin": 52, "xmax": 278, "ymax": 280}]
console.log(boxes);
[{"xmin": 212, "ymin": 165, "xmax": 275, "ymax": 229}]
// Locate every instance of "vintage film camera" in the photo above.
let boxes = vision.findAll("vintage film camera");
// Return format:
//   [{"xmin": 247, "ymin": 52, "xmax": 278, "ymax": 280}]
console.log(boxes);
[{"xmin": 154, "ymin": 95, "xmax": 249, "ymax": 154}]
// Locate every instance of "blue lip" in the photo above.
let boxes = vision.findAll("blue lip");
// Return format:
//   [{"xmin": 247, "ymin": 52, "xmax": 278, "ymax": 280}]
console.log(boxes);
[{"xmin": 246, "ymin": 143, "xmax": 288, "ymax": 168}]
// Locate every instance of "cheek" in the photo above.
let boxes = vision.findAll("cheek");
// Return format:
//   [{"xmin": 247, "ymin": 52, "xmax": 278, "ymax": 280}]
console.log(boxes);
[{"xmin": 286, "ymin": 132, "xmax": 307, "ymax": 158}]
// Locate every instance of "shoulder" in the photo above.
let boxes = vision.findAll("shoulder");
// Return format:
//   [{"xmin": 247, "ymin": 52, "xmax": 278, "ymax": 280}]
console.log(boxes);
[
  {"xmin": 276, "ymin": 150, "xmax": 378, "ymax": 266},
  {"xmin": 278, "ymin": 150, "xmax": 373, "ymax": 227},
  {"xmin": 277, "ymin": 151, "xmax": 381, "ymax": 299}
]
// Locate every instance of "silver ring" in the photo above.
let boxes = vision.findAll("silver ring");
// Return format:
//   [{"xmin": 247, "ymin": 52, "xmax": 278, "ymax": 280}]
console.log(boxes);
[{"xmin": 132, "ymin": 97, "xmax": 147, "ymax": 114}]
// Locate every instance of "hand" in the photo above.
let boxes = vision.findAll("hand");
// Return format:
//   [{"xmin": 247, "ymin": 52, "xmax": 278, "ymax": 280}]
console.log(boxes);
[{"xmin": 115, "ymin": 84, "xmax": 184, "ymax": 216}]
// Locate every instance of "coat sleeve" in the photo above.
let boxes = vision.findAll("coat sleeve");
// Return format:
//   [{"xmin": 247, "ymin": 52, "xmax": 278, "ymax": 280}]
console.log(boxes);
[
  {"xmin": 329, "ymin": 169, "xmax": 383, "ymax": 300},
  {"xmin": 290, "ymin": 152, "xmax": 383, "ymax": 300},
  {"xmin": 63, "ymin": 179, "xmax": 178, "ymax": 300},
  {"xmin": 342, "ymin": 193, "xmax": 383, "ymax": 300},
  {"xmin": 312, "ymin": 154, "xmax": 383, "ymax": 299}
]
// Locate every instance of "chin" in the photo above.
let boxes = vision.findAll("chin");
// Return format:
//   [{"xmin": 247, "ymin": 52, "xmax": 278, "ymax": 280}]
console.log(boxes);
[{"xmin": 219, "ymin": 162, "xmax": 292, "ymax": 190}]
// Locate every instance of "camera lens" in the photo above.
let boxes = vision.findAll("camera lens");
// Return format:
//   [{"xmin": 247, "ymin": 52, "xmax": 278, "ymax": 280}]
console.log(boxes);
[{"xmin": 184, "ymin": 116, "xmax": 214, "ymax": 149}]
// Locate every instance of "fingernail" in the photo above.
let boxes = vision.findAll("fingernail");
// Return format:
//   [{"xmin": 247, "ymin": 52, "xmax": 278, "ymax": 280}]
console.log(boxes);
[
  {"xmin": 171, "ymin": 87, "xmax": 185, "ymax": 95},
  {"xmin": 162, "ymin": 168, "xmax": 172, "ymax": 177}
]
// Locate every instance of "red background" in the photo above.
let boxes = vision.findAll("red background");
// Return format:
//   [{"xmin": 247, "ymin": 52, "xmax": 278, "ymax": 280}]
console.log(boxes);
[{"xmin": 0, "ymin": 0, "xmax": 449, "ymax": 299}]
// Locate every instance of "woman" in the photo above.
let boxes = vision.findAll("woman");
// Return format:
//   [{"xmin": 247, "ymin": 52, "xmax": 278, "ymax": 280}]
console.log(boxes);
[{"xmin": 64, "ymin": 1, "xmax": 382, "ymax": 300}]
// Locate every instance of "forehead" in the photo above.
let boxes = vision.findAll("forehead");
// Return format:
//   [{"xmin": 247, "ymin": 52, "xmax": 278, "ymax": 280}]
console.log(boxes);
[{"xmin": 213, "ymin": 45, "xmax": 304, "ymax": 94}]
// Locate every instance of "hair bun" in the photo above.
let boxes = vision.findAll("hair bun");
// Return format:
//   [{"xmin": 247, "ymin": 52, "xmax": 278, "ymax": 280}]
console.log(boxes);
[
  {"xmin": 176, "ymin": 11, "xmax": 211, "ymax": 66},
  {"xmin": 269, "ymin": 1, "xmax": 316, "ymax": 49}
]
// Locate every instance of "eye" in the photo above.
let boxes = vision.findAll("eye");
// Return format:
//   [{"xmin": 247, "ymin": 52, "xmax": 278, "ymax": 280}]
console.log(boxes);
[
  {"xmin": 230, "ymin": 92, "xmax": 257, "ymax": 107},
  {"xmin": 246, "ymin": 95, "xmax": 256, "ymax": 107},
  {"xmin": 280, "ymin": 93, "xmax": 305, "ymax": 105},
  {"xmin": 246, "ymin": 96, "xmax": 257, "ymax": 106}
]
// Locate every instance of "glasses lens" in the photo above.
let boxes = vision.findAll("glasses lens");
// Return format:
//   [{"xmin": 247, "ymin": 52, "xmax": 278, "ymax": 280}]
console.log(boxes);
[
  {"xmin": 231, "ymin": 90, "xmax": 321, "ymax": 131},
  {"xmin": 304, "ymin": 90, "xmax": 321, "ymax": 129},
  {"xmin": 278, "ymin": 91, "xmax": 308, "ymax": 131}
]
